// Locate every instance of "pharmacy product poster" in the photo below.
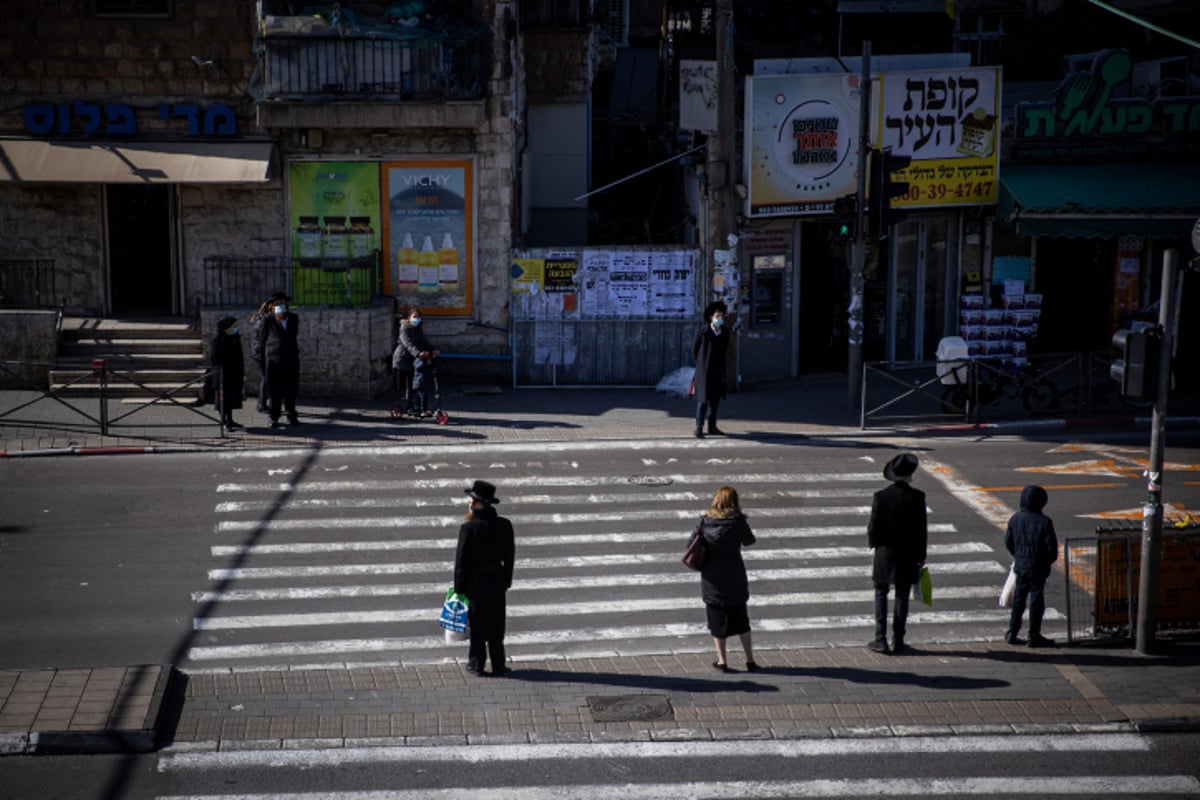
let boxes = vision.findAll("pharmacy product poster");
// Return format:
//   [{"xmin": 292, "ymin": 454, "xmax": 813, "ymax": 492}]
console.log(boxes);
[
  {"xmin": 288, "ymin": 161, "xmax": 381, "ymax": 262},
  {"xmin": 381, "ymin": 160, "xmax": 473, "ymax": 315},
  {"xmin": 876, "ymin": 67, "xmax": 1000, "ymax": 208}
]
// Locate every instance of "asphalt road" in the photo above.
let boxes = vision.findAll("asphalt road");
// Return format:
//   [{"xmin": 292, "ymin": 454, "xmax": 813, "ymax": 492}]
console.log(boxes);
[{"xmin": 2, "ymin": 732, "xmax": 1198, "ymax": 799}]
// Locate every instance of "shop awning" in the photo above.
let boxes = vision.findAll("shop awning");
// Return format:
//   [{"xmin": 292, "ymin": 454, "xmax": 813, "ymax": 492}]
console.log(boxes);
[
  {"xmin": 999, "ymin": 161, "xmax": 1200, "ymax": 239},
  {"xmin": 0, "ymin": 139, "xmax": 275, "ymax": 183}
]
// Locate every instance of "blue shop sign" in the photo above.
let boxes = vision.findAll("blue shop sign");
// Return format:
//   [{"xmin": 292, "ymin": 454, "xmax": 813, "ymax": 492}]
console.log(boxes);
[{"xmin": 23, "ymin": 101, "xmax": 238, "ymax": 137}]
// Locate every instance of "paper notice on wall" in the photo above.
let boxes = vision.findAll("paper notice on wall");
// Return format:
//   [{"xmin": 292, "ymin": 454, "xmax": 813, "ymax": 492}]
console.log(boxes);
[
  {"xmin": 534, "ymin": 321, "xmax": 576, "ymax": 366},
  {"xmin": 510, "ymin": 258, "xmax": 544, "ymax": 294},
  {"xmin": 609, "ymin": 250, "xmax": 650, "ymax": 317},
  {"xmin": 581, "ymin": 250, "xmax": 614, "ymax": 316},
  {"xmin": 649, "ymin": 250, "xmax": 695, "ymax": 316}
]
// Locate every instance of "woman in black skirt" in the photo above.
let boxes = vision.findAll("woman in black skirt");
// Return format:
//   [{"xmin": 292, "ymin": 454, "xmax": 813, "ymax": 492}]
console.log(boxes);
[{"xmin": 688, "ymin": 485, "xmax": 757, "ymax": 672}]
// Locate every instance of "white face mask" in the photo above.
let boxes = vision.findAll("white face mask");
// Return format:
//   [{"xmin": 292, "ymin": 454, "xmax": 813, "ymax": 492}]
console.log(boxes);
[
  {"xmin": 275, "ymin": 305, "xmax": 287, "ymax": 314},
  {"xmin": 410, "ymin": 317, "xmax": 422, "ymax": 327}
]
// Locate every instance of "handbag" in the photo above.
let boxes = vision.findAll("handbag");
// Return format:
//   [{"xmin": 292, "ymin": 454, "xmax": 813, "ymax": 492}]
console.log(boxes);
[
  {"xmin": 439, "ymin": 587, "xmax": 469, "ymax": 640},
  {"xmin": 681, "ymin": 518, "xmax": 707, "ymax": 571},
  {"xmin": 999, "ymin": 564, "xmax": 1017, "ymax": 607}
]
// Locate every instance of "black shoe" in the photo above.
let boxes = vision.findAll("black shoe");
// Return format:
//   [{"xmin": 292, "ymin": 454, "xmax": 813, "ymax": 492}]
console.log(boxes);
[
  {"xmin": 707, "ymin": 425, "xmax": 724, "ymax": 436},
  {"xmin": 868, "ymin": 639, "xmax": 890, "ymax": 654},
  {"xmin": 491, "ymin": 666, "xmax": 511, "ymax": 677},
  {"xmin": 1028, "ymin": 634, "xmax": 1056, "ymax": 648},
  {"xmin": 1005, "ymin": 632, "xmax": 1025, "ymax": 646},
  {"xmin": 892, "ymin": 638, "xmax": 906, "ymax": 654},
  {"xmin": 287, "ymin": 415, "xmax": 300, "ymax": 426},
  {"xmin": 712, "ymin": 660, "xmax": 731, "ymax": 673},
  {"xmin": 269, "ymin": 419, "xmax": 283, "ymax": 429},
  {"xmin": 745, "ymin": 661, "xmax": 759, "ymax": 672},
  {"xmin": 225, "ymin": 421, "xmax": 243, "ymax": 431},
  {"xmin": 466, "ymin": 664, "xmax": 485, "ymax": 676},
  {"xmin": 694, "ymin": 428, "xmax": 705, "ymax": 438}
]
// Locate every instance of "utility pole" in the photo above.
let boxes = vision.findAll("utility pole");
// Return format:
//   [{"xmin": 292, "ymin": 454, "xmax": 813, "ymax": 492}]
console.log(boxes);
[
  {"xmin": 706, "ymin": 0, "xmax": 739, "ymax": 384},
  {"xmin": 1136, "ymin": 248, "xmax": 1178, "ymax": 654},
  {"xmin": 847, "ymin": 41, "xmax": 871, "ymax": 408}
]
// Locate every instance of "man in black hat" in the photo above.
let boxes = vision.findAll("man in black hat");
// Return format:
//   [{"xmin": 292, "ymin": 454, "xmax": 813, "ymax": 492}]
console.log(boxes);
[
  {"xmin": 454, "ymin": 480, "xmax": 516, "ymax": 676},
  {"xmin": 866, "ymin": 453, "xmax": 927, "ymax": 654},
  {"xmin": 692, "ymin": 300, "xmax": 730, "ymax": 438}
]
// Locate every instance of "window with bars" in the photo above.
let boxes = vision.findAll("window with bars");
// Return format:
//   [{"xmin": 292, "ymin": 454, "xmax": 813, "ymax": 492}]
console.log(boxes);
[{"xmin": 600, "ymin": 0, "xmax": 629, "ymax": 46}]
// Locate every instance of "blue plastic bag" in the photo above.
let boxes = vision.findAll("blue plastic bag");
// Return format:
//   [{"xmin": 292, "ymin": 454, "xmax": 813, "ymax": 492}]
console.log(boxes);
[{"xmin": 439, "ymin": 588, "xmax": 469, "ymax": 638}]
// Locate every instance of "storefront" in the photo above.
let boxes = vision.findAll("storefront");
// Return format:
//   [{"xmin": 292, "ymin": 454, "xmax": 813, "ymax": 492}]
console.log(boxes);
[{"xmin": 996, "ymin": 48, "xmax": 1200, "ymax": 357}]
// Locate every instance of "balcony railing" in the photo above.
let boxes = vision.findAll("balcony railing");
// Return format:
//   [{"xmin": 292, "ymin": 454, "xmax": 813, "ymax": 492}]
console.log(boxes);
[
  {"xmin": 260, "ymin": 32, "xmax": 486, "ymax": 102},
  {"xmin": 0, "ymin": 259, "xmax": 57, "ymax": 308}
]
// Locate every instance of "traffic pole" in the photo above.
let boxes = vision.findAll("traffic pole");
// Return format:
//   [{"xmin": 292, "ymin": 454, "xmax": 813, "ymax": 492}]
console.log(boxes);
[
  {"xmin": 1135, "ymin": 248, "xmax": 1178, "ymax": 654},
  {"xmin": 847, "ymin": 41, "xmax": 871, "ymax": 410}
]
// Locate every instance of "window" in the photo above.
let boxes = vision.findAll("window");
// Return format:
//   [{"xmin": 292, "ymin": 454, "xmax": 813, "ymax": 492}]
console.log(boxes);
[
  {"xmin": 95, "ymin": 0, "xmax": 170, "ymax": 16},
  {"xmin": 520, "ymin": 0, "xmax": 589, "ymax": 29}
]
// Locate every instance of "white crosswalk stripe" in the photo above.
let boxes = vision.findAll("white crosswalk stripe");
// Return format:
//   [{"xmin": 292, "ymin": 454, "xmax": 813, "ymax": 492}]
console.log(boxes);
[
  {"xmin": 187, "ymin": 447, "xmax": 1058, "ymax": 672},
  {"xmin": 155, "ymin": 735, "xmax": 1198, "ymax": 799}
]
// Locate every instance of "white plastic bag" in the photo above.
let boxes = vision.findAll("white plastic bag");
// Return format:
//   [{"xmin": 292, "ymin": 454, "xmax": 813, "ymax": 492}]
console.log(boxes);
[
  {"xmin": 999, "ymin": 564, "xmax": 1017, "ymax": 607},
  {"xmin": 655, "ymin": 366, "xmax": 695, "ymax": 397}
]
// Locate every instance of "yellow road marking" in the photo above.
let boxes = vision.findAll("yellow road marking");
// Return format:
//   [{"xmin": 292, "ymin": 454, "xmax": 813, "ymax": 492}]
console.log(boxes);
[{"xmin": 971, "ymin": 483, "xmax": 1124, "ymax": 493}]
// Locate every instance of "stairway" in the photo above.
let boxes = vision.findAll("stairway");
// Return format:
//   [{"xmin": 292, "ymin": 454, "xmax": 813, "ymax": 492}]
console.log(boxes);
[{"xmin": 51, "ymin": 317, "xmax": 207, "ymax": 400}]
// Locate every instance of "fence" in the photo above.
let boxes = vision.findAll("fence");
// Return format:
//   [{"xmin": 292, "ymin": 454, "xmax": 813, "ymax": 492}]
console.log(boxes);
[
  {"xmin": 860, "ymin": 350, "xmax": 1126, "ymax": 428},
  {"xmin": 511, "ymin": 319, "xmax": 697, "ymax": 387},
  {"xmin": 261, "ymin": 33, "xmax": 485, "ymax": 101},
  {"xmin": 0, "ymin": 259, "xmax": 57, "ymax": 308},
  {"xmin": 0, "ymin": 359, "xmax": 226, "ymax": 438},
  {"xmin": 1064, "ymin": 525, "xmax": 1200, "ymax": 643},
  {"xmin": 203, "ymin": 255, "xmax": 379, "ymax": 309}
]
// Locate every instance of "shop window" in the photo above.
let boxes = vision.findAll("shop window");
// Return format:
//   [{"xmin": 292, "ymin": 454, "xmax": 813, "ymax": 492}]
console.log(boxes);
[
  {"xmin": 752, "ymin": 254, "xmax": 785, "ymax": 327},
  {"xmin": 95, "ymin": 0, "xmax": 170, "ymax": 16},
  {"xmin": 521, "ymin": 0, "xmax": 589, "ymax": 28}
]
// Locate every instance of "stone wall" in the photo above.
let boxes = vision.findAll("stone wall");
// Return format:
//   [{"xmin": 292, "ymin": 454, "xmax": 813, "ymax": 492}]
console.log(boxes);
[
  {"xmin": 0, "ymin": 309, "xmax": 59, "ymax": 388},
  {"xmin": 201, "ymin": 301, "xmax": 396, "ymax": 400}
]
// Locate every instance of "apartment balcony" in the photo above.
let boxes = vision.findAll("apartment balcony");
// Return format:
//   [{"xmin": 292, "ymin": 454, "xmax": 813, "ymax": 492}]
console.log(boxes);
[{"xmin": 255, "ymin": 15, "xmax": 489, "ymax": 131}]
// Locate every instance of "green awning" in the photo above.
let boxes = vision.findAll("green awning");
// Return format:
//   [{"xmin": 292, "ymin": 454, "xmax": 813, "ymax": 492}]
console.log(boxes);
[{"xmin": 998, "ymin": 162, "xmax": 1200, "ymax": 239}]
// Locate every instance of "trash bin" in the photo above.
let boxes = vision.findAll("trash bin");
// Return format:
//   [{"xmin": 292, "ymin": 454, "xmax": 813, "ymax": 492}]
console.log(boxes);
[{"xmin": 936, "ymin": 336, "xmax": 970, "ymax": 385}]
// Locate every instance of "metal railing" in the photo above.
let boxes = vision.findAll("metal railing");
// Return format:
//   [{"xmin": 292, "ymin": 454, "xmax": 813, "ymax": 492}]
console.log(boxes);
[
  {"xmin": 261, "ymin": 32, "xmax": 486, "ymax": 101},
  {"xmin": 0, "ymin": 359, "xmax": 225, "ymax": 437},
  {"xmin": 203, "ymin": 254, "xmax": 379, "ymax": 309},
  {"xmin": 1064, "ymin": 526, "xmax": 1200, "ymax": 643},
  {"xmin": 860, "ymin": 351, "xmax": 1124, "ymax": 428},
  {"xmin": 0, "ymin": 259, "xmax": 57, "ymax": 308}
]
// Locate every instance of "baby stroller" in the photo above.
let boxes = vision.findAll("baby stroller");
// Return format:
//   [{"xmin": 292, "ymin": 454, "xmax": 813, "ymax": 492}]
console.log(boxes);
[{"xmin": 390, "ymin": 360, "xmax": 449, "ymax": 424}]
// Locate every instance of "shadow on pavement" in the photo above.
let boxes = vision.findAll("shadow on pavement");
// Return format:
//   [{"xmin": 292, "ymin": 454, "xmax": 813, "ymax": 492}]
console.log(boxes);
[{"xmin": 508, "ymin": 667, "xmax": 780, "ymax": 695}]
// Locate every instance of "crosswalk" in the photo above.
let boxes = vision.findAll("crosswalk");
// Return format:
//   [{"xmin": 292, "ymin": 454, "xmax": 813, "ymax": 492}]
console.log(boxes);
[
  {"xmin": 154, "ymin": 734, "xmax": 1199, "ymax": 799},
  {"xmin": 185, "ymin": 442, "xmax": 1062, "ymax": 673}
]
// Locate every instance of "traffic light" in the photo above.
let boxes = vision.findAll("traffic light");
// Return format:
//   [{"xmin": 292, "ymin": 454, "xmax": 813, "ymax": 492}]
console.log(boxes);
[
  {"xmin": 1110, "ymin": 327, "xmax": 1161, "ymax": 401},
  {"xmin": 868, "ymin": 148, "xmax": 911, "ymax": 241},
  {"xmin": 832, "ymin": 194, "xmax": 856, "ymax": 238}
]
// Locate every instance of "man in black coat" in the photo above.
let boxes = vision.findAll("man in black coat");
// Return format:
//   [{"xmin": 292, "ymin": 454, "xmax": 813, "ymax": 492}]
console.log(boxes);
[
  {"xmin": 257, "ymin": 298, "xmax": 301, "ymax": 429},
  {"xmin": 454, "ymin": 480, "xmax": 516, "ymax": 676},
  {"xmin": 692, "ymin": 300, "xmax": 730, "ymax": 438},
  {"xmin": 867, "ymin": 453, "xmax": 928, "ymax": 654},
  {"xmin": 1004, "ymin": 485, "xmax": 1058, "ymax": 647}
]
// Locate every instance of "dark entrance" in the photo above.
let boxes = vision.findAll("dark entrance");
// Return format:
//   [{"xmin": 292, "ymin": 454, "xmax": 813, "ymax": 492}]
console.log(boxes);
[{"xmin": 107, "ymin": 184, "xmax": 173, "ymax": 314}]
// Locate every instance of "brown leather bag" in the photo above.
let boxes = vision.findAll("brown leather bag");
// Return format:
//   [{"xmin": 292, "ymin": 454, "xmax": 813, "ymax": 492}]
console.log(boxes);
[{"xmin": 681, "ymin": 518, "xmax": 707, "ymax": 571}]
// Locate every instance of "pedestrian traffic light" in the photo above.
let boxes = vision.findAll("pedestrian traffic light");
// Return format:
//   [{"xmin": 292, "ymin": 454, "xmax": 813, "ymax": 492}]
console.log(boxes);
[
  {"xmin": 832, "ymin": 194, "xmax": 856, "ymax": 238},
  {"xmin": 868, "ymin": 148, "xmax": 912, "ymax": 241},
  {"xmin": 1110, "ymin": 327, "xmax": 1161, "ymax": 401}
]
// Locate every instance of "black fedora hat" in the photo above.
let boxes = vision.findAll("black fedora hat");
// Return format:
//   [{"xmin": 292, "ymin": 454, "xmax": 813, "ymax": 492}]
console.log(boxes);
[
  {"xmin": 217, "ymin": 315, "xmax": 239, "ymax": 332},
  {"xmin": 703, "ymin": 300, "xmax": 728, "ymax": 321},
  {"xmin": 883, "ymin": 453, "xmax": 919, "ymax": 481},
  {"xmin": 465, "ymin": 479, "xmax": 500, "ymax": 504}
]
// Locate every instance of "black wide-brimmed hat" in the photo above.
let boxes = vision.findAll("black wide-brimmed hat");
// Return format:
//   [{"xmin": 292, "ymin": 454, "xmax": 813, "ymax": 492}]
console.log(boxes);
[
  {"xmin": 465, "ymin": 479, "xmax": 500, "ymax": 504},
  {"xmin": 217, "ymin": 316, "xmax": 238, "ymax": 332},
  {"xmin": 703, "ymin": 300, "xmax": 728, "ymax": 321},
  {"xmin": 883, "ymin": 453, "xmax": 919, "ymax": 481}
]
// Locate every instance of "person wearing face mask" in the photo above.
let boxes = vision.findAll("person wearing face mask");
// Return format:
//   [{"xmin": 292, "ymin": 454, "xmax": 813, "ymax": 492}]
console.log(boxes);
[
  {"xmin": 392, "ymin": 307, "xmax": 440, "ymax": 417},
  {"xmin": 691, "ymin": 300, "xmax": 731, "ymax": 438},
  {"xmin": 453, "ymin": 480, "xmax": 515, "ymax": 676},
  {"xmin": 257, "ymin": 298, "xmax": 301, "ymax": 429},
  {"xmin": 209, "ymin": 316, "xmax": 246, "ymax": 430}
]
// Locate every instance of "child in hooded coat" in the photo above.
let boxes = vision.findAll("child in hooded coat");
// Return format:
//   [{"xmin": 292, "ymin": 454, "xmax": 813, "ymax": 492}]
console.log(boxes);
[{"xmin": 1004, "ymin": 485, "xmax": 1059, "ymax": 647}]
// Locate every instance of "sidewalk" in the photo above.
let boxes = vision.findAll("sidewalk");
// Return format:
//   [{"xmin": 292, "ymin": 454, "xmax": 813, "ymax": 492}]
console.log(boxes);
[
  {"xmin": 2, "ymin": 377, "xmax": 1199, "ymax": 755},
  {"xmin": 3, "ymin": 640, "xmax": 1199, "ymax": 755}
]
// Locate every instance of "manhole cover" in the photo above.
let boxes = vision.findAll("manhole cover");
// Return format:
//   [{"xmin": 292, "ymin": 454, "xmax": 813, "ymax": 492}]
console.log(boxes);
[
  {"xmin": 627, "ymin": 475, "xmax": 674, "ymax": 486},
  {"xmin": 587, "ymin": 694, "xmax": 674, "ymax": 723}
]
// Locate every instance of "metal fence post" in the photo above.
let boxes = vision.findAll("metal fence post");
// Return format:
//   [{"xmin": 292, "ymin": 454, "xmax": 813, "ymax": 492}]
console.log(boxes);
[{"xmin": 93, "ymin": 358, "xmax": 108, "ymax": 436}]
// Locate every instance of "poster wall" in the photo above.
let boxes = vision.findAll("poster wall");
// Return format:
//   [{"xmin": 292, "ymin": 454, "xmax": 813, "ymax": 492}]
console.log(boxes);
[
  {"xmin": 381, "ymin": 160, "xmax": 473, "ymax": 316},
  {"xmin": 876, "ymin": 67, "xmax": 1001, "ymax": 208},
  {"xmin": 745, "ymin": 73, "xmax": 864, "ymax": 217}
]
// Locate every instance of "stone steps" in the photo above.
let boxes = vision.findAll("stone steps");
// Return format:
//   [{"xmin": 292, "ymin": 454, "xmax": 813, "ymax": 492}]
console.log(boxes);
[{"xmin": 53, "ymin": 317, "xmax": 206, "ymax": 397}]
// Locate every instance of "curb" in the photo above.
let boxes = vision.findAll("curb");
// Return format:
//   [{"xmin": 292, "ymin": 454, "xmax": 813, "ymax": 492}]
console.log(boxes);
[{"xmin": 904, "ymin": 414, "xmax": 1200, "ymax": 436}]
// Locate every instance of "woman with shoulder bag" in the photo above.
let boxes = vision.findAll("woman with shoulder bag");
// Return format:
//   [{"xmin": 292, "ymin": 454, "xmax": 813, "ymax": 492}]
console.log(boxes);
[{"xmin": 689, "ymin": 485, "xmax": 757, "ymax": 672}]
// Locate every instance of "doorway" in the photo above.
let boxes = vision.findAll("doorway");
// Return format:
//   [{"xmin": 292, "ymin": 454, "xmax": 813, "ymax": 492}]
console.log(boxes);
[
  {"xmin": 888, "ymin": 215, "xmax": 957, "ymax": 362},
  {"xmin": 106, "ymin": 184, "xmax": 175, "ymax": 315}
]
